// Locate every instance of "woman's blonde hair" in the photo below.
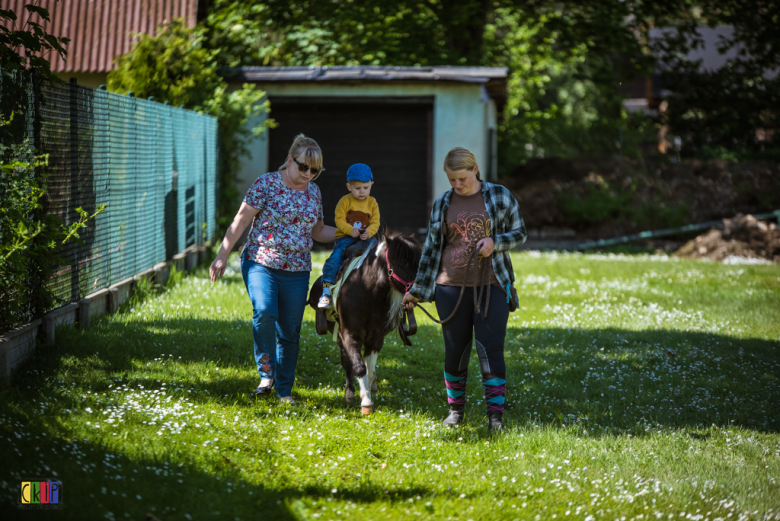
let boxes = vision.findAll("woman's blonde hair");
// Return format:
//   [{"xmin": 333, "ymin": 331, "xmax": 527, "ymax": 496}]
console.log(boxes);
[
  {"xmin": 443, "ymin": 147, "xmax": 481, "ymax": 180},
  {"xmin": 279, "ymin": 133, "xmax": 323, "ymax": 171}
]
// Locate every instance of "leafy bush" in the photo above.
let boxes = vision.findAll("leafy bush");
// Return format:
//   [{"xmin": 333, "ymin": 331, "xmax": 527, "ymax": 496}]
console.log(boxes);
[
  {"xmin": 558, "ymin": 185, "xmax": 634, "ymax": 225},
  {"xmin": 0, "ymin": 119, "xmax": 105, "ymax": 333},
  {"xmin": 558, "ymin": 180, "xmax": 688, "ymax": 231},
  {"xmin": 0, "ymin": 3, "xmax": 69, "ymax": 81},
  {"xmin": 662, "ymin": 63, "xmax": 780, "ymax": 160},
  {"xmin": 107, "ymin": 21, "xmax": 273, "ymax": 229}
]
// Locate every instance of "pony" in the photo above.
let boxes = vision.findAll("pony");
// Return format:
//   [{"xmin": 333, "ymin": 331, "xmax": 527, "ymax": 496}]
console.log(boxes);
[{"xmin": 307, "ymin": 232, "xmax": 421, "ymax": 414}]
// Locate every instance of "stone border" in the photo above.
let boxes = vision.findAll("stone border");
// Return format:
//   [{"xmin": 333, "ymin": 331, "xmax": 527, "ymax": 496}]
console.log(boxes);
[
  {"xmin": 0, "ymin": 319, "xmax": 42, "ymax": 386},
  {"xmin": 79, "ymin": 288, "xmax": 110, "ymax": 330},
  {"xmin": 0, "ymin": 244, "xmax": 210, "ymax": 386},
  {"xmin": 42, "ymin": 302, "xmax": 79, "ymax": 347}
]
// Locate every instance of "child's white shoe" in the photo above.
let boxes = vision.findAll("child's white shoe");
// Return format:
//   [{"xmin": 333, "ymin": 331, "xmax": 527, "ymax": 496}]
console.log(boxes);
[{"xmin": 318, "ymin": 286, "xmax": 332, "ymax": 309}]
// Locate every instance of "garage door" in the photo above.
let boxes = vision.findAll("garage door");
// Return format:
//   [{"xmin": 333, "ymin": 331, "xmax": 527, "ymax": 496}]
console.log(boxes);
[{"xmin": 268, "ymin": 97, "xmax": 432, "ymax": 235}]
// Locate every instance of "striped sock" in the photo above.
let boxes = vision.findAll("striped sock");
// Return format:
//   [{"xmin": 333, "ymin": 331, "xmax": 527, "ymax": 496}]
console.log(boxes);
[
  {"xmin": 444, "ymin": 370, "xmax": 468, "ymax": 407},
  {"xmin": 483, "ymin": 374, "xmax": 506, "ymax": 414}
]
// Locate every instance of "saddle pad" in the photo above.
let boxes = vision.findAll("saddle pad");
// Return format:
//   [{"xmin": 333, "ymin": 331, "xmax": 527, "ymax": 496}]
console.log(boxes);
[{"xmin": 325, "ymin": 246, "xmax": 372, "ymax": 324}]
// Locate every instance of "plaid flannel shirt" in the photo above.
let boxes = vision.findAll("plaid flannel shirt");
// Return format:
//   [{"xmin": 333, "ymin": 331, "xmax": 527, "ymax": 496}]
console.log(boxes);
[{"xmin": 410, "ymin": 181, "xmax": 527, "ymax": 303}]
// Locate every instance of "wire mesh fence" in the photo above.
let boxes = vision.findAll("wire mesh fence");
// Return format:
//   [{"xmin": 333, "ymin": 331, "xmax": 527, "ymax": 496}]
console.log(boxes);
[{"xmin": 1, "ymin": 69, "xmax": 218, "ymax": 331}]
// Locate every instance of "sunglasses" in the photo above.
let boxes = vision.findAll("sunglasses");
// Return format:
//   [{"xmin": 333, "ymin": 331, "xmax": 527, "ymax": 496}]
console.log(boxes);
[{"xmin": 292, "ymin": 157, "xmax": 324, "ymax": 180}]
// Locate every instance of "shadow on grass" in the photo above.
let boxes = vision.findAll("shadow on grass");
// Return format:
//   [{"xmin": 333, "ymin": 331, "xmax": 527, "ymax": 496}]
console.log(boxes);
[
  {"xmin": 0, "ymin": 406, "xmax": 438, "ymax": 520},
  {"xmin": 8, "ymin": 316, "xmax": 780, "ymax": 437},
  {"xmin": 2, "ymin": 314, "xmax": 779, "ymax": 517}
]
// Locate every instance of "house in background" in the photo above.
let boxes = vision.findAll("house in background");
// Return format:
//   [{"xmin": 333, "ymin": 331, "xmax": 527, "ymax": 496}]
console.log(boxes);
[
  {"xmin": 619, "ymin": 26, "xmax": 775, "ymax": 153},
  {"xmin": 2, "ymin": 0, "xmax": 201, "ymax": 88},
  {"xmin": 221, "ymin": 66, "xmax": 508, "ymax": 234}
]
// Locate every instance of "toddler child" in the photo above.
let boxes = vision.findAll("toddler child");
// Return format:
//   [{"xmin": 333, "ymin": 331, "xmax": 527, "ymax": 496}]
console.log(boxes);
[{"xmin": 318, "ymin": 163, "xmax": 380, "ymax": 309}]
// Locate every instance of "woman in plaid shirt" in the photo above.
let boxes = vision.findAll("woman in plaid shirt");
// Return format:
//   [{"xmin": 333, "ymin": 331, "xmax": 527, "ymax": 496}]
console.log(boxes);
[{"xmin": 403, "ymin": 147, "xmax": 527, "ymax": 430}]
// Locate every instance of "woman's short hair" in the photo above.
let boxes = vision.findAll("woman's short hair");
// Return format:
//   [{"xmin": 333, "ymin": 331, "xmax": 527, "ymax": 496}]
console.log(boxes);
[
  {"xmin": 444, "ymin": 147, "xmax": 481, "ymax": 180},
  {"xmin": 279, "ymin": 134, "xmax": 323, "ymax": 171}
]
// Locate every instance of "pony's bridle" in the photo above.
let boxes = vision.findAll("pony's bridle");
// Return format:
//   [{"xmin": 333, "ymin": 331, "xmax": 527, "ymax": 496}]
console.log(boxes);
[
  {"xmin": 385, "ymin": 249, "xmax": 413, "ymax": 294},
  {"xmin": 384, "ymin": 248, "xmax": 417, "ymax": 345}
]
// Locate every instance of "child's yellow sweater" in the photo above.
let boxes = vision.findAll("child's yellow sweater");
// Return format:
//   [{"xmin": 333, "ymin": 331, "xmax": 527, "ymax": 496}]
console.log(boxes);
[{"xmin": 334, "ymin": 194, "xmax": 381, "ymax": 239}]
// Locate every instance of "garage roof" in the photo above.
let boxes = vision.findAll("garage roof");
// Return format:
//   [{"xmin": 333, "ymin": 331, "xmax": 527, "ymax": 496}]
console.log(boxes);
[{"xmin": 220, "ymin": 66, "xmax": 508, "ymax": 104}]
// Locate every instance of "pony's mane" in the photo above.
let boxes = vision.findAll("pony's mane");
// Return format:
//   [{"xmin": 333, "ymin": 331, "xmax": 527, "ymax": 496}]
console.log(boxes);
[{"xmin": 382, "ymin": 230, "xmax": 421, "ymax": 269}]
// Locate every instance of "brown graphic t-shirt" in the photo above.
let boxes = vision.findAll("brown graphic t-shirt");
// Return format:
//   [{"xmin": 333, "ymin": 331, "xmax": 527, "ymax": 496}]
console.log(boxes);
[{"xmin": 436, "ymin": 189, "xmax": 499, "ymax": 287}]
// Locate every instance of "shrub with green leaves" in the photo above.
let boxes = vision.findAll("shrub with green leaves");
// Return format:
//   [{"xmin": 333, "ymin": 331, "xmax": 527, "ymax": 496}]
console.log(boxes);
[
  {"xmin": 0, "ymin": 124, "xmax": 105, "ymax": 333},
  {"xmin": 0, "ymin": 2, "xmax": 69, "ymax": 81},
  {"xmin": 107, "ymin": 20, "xmax": 272, "ymax": 229},
  {"xmin": 558, "ymin": 178, "xmax": 688, "ymax": 231}
]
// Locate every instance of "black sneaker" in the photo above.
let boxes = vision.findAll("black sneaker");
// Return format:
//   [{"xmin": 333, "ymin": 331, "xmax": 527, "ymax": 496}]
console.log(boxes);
[
  {"xmin": 487, "ymin": 411, "xmax": 504, "ymax": 431},
  {"xmin": 253, "ymin": 379, "xmax": 274, "ymax": 397},
  {"xmin": 442, "ymin": 407, "xmax": 464, "ymax": 427}
]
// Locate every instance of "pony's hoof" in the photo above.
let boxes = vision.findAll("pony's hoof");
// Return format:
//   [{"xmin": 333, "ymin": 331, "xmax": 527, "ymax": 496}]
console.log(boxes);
[
  {"xmin": 345, "ymin": 392, "xmax": 355, "ymax": 404},
  {"xmin": 370, "ymin": 382, "xmax": 378, "ymax": 393},
  {"xmin": 361, "ymin": 405, "xmax": 374, "ymax": 415}
]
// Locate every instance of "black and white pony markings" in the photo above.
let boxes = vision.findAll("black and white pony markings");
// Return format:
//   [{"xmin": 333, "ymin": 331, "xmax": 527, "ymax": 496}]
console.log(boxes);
[{"xmin": 307, "ymin": 233, "xmax": 421, "ymax": 415}]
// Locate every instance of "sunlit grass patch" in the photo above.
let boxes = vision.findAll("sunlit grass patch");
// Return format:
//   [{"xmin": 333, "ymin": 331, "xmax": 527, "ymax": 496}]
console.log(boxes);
[{"xmin": 1, "ymin": 251, "xmax": 779, "ymax": 520}]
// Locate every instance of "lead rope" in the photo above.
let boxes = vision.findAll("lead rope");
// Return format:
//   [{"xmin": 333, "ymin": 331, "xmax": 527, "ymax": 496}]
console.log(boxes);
[
  {"xmin": 473, "ymin": 249, "xmax": 491, "ymax": 318},
  {"xmin": 413, "ymin": 247, "xmax": 491, "ymax": 325}
]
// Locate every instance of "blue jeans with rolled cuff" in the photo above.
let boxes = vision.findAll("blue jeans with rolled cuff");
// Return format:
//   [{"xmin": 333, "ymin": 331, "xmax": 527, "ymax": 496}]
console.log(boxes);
[
  {"xmin": 241, "ymin": 253, "xmax": 309, "ymax": 398},
  {"xmin": 322, "ymin": 235, "xmax": 376, "ymax": 285}
]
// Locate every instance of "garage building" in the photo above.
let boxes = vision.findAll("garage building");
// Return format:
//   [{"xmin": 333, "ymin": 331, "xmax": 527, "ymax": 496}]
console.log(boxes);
[{"xmin": 223, "ymin": 66, "xmax": 507, "ymax": 234}]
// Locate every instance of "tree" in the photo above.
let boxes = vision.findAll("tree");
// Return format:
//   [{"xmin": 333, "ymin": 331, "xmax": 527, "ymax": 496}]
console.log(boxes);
[
  {"xmin": 0, "ymin": 0, "xmax": 69, "ymax": 80},
  {"xmin": 202, "ymin": 1, "xmax": 669, "ymax": 168},
  {"xmin": 201, "ymin": 1, "xmax": 780, "ymax": 167},
  {"xmin": 649, "ymin": 1, "xmax": 780, "ymax": 158},
  {"xmin": 1, "ymin": 1, "xmax": 70, "ymax": 146},
  {"xmin": 108, "ymin": 21, "xmax": 273, "ymax": 227},
  {"xmin": 1, "ymin": 2, "xmax": 105, "ymax": 333}
]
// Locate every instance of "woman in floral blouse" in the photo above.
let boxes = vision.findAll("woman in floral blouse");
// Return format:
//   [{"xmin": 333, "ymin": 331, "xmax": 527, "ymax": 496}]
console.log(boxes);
[{"xmin": 210, "ymin": 134, "xmax": 336, "ymax": 405}]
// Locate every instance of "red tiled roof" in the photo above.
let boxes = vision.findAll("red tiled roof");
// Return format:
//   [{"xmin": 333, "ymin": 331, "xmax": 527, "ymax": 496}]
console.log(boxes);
[{"xmin": 2, "ymin": 0, "xmax": 198, "ymax": 73}]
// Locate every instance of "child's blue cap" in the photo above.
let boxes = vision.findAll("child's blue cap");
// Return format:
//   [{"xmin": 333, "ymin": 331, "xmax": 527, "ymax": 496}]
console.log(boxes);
[{"xmin": 346, "ymin": 163, "xmax": 373, "ymax": 183}]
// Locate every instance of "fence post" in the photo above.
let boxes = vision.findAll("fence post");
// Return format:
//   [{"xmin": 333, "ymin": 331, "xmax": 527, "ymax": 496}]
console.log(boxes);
[
  {"xmin": 69, "ymin": 77, "xmax": 80, "ymax": 303},
  {"xmin": 29, "ymin": 69, "xmax": 45, "ymax": 324}
]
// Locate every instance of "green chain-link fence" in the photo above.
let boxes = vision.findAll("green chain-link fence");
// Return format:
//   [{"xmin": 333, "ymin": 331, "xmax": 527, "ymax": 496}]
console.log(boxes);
[{"xmin": 1, "ymin": 69, "xmax": 218, "ymax": 329}]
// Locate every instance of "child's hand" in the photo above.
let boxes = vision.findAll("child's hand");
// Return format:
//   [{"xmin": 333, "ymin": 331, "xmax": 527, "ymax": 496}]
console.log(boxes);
[
  {"xmin": 359, "ymin": 230, "xmax": 368, "ymax": 240},
  {"xmin": 351, "ymin": 228, "xmax": 360, "ymax": 238}
]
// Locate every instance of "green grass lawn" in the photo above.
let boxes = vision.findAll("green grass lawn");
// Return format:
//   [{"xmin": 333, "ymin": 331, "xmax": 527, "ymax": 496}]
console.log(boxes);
[{"xmin": 2, "ymin": 252, "xmax": 779, "ymax": 520}]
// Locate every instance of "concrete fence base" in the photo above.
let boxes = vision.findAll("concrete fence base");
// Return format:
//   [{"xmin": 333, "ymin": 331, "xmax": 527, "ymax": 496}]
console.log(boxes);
[
  {"xmin": 0, "ymin": 319, "xmax": 42, "ymax": 386},
  {"xmin": 79, "ymin": 289, "xmax": 110, "ymax": 330},
  {"xmin": 0, "ymin": 244, "xmax": 210, "ymax": 386},
  {"xmin": 42, "ymin": 303, "xmax": 79, "ymax": 347}
]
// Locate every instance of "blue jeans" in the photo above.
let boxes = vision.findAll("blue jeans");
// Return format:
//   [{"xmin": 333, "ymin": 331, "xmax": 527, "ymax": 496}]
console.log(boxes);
[
  {"xmin": 322, "ymin": 235, "xmax": 376, "ymax": 284},
  {"xmin": 241, "ymin": 255, "xmax": 310, "ymax": 398}
]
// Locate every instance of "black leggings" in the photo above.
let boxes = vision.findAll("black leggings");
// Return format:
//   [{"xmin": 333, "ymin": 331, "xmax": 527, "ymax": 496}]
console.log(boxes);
[{"xmin": 435, "ymin": 284, "xmax": 509, "ymax": 375}]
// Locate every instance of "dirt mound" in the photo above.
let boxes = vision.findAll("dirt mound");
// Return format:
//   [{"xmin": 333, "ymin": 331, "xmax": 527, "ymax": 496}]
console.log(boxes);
[{"xmin": 675, "ymin": 214, "xmax": 780, "ymax": 262}]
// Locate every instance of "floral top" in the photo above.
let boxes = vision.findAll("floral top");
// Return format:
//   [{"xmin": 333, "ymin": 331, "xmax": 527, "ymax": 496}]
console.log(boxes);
[{"xmin": 243, "ymin": 171, "xmax": 324, "ymax": 272}]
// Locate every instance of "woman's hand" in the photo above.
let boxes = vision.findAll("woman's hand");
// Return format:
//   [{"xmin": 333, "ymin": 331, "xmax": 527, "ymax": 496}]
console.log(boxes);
[
  {"xmin": 403, "ymin": 292, "xmax": 419, "ymax": 310},
  {"xmin": 351, "ymin": 227, "xmax": 360, "ymax": 238},
  {"xmin": 359, "ymin": 230, "xmax": 369, "ymax": 241},
  {"xmin": 209, "ymin": 202, "xmax": 258, "ymax": 283},
  {"xmin": 210, "ymin": 252, "xmax": 229, "ymax": 282},
  {"xmin": 476, "ymin": 237, "xmax": 494, "ymax": 257}
]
